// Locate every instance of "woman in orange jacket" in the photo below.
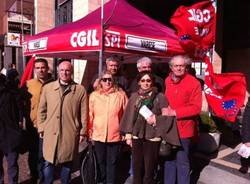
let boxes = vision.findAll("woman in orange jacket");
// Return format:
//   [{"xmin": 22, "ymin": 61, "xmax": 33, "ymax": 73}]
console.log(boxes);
[{"xmin": 88, "ymin": 70, "xmax": 128, "ymax": 184}]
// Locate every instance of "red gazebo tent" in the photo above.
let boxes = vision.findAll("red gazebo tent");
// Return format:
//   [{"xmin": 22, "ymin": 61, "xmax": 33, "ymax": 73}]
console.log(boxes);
[{"xmin": 23, "ymin": 0, "xmax": 184, "ymax": 60}]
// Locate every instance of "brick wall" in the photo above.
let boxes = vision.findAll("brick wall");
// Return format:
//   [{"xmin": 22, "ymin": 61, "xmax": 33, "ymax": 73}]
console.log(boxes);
[{"xmin": 36, "ymin": 0, "xmax": 55, "ymax": 33}]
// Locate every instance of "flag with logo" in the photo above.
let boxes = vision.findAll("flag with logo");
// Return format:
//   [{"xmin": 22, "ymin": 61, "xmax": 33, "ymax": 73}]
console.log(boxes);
[
  {"xmin": 170, "ymin": 0, "xmax": 216, "ymax": 58},
  {"xmin": 170, "ymin": 0, "xmax": 246, "ymax": 122},
  {"xmin": 204, "ymin": 57, "xmax": 246, "ymax": 122}
]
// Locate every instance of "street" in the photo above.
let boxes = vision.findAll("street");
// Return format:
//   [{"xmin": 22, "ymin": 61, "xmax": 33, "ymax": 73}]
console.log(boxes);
[{"xmin": 2, "ymin": 132, "xmax": 250, "ymax": 184}]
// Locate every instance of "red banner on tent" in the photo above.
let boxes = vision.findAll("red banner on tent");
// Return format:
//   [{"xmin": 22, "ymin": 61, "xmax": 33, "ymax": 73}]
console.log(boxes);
[
  {"xmin": 170, "ymin": 0, "xmax": 216, "ymax": 58},
  {"xmin": 204, "ymin": 57, "xmax": 246, "ymax": 122}
]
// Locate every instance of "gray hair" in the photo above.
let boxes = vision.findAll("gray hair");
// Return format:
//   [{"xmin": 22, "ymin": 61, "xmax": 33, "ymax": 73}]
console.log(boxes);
[
  {"xmin": 105, "ymin": 55, "xmax": 120, "ymax": 63},
  {"xmin": 136, "ymin": 57, "xmax": 152, "ymax": 68},
  {"xmin": 169, "ymin": 55, "xmax": 192, "ymax": 67}
]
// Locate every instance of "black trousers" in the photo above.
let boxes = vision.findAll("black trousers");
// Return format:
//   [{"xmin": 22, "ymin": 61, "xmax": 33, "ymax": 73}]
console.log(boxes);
[
  {"xmin": 94, "ymin": 141, "xmax": 121, "ymax": 184},
  {"xmin": 132, "ymin": 139, "xmax": 160, "ymax": 184}
]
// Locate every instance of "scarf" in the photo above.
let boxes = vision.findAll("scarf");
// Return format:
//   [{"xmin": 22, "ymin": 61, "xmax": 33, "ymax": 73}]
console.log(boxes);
[{"xmin": 136, "ymin": 87, "xmax": 158, "ymax": 110}]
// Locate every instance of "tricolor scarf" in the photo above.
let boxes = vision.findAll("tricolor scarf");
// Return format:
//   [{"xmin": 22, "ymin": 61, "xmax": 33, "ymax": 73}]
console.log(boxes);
[{"xmin": 136, "ymin": 87, "xmax": 158, "ymax": 110}]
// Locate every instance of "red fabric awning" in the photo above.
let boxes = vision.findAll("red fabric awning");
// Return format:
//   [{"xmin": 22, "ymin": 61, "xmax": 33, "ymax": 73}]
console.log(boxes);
[{"xmin": 23, "ymin": 0, "xmax": 184, "ymax": 59}]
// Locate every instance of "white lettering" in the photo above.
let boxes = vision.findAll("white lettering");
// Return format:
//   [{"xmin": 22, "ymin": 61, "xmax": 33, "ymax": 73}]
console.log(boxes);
[
  {"xmin": 70, "ymin": 32, "xmax": 78, "ymax": 47},
  {"xmin": 188, "ymin": 8, "xmax": 211, "ymax": 23},
  {"xmin": 204, "ymin": 84, "xmax": 223, "ymax": 99},
  {"xmin": 196, "ymin": 9, "xmax": 203, "ymax": 23},
  {"xmin": 203, "ymin": 9, "xmax": 211, "ymax": 23},
  {"xmin": 91, "ymin": 30, "xmax": 99, "ymax": 46},
  {"xmin": 77, "ymin": 31, "xmax": 87, "ymax": 47},
  {"xmin": 194, "ymin": 27, "xmax": 209, "ymax": 37},
  {"xmin": 104, "ymin": 30, "xmax": 120, "ymax": 48},
  {"xmin": 188, "ymin": 9, "xmax": 196, "ymax": 22},
  {"xmin": 70, "ymin": 29, "xmax": 99, "ymax": 48}
]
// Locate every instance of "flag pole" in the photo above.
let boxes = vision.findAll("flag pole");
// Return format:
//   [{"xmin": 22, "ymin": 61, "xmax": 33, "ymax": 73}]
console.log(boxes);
[
  {"xmin": 98, "ymin": 0, "xmax": 104, "ymax": 75},
  {"xmin": 211, "ymin": 0, "xmax": 217, "ymax": 72}
]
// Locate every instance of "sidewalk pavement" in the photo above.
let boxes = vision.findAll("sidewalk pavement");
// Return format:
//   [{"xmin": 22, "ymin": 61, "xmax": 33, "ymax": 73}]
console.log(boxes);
[{"xmin": 2, "ymin": 135, "xmax": 250, "ymax": 184}]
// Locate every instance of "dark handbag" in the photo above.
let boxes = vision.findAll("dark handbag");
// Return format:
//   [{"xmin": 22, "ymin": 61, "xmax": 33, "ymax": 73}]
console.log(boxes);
[
  {"xmin": 80, "ymin": 141, "xmax": 98, "ymax": 184},
  {"xmin": 159, "ymin": 140, "xmax": 172, "ymax": 157}
]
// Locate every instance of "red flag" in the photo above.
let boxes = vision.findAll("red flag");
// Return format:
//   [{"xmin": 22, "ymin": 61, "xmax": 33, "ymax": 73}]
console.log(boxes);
[
  {"xmin": 170, "ymin": 1, "xmax": 216, "ymax": 58},
  {"xmin": 20, "ymin": 56, "xmax": 35, "ymax": 87},
  {"xmin": 204, "ymin": 57, "xmax": 246, "ymax": 122},
  {"xmin": 170, "ymin": 1, "xmax": 247, "ymax": 122}
]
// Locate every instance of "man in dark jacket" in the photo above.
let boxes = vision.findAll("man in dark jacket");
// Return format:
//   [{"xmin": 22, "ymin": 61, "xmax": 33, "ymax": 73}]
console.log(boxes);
[
  {"xmin": 128, "ymin": 57, "xmax": 165, "ymax": 95},
  {"xmin": 0, "ymin": 72, "xmax": 23, "ymax": 184},
  {"xmin": 88, "ymin": 55, "xmax": 128, "ymax": 93}
]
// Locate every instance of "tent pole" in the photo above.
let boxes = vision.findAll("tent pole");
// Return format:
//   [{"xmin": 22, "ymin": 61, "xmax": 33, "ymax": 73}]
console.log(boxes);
[{"xmin": 98, "ymin": 0, "xmax": 104, "ymax": 75}]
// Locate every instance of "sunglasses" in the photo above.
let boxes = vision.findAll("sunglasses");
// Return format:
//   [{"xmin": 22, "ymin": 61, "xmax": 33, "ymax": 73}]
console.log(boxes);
[
  {"xmin": 140, "ymin": 79, "xmax": 152, "ymax": 83},
  {"xmin": 101, "ymin": 78, "xmax": 112, "ymax": 82}
]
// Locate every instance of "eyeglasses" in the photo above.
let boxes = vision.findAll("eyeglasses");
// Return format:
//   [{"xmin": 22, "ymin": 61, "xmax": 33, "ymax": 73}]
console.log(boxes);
[
  {"xmin": 101, "ymin": 78, "xmax": 112, "ymax": 82},
  {"xmin": 140, "ymin": 79, "xmax": 152, "ymax": 83}
]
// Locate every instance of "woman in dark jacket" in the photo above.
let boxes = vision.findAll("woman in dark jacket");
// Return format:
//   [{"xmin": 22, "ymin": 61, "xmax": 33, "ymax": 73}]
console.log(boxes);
[
  {"xmin": 120, "ymin": 71, "xmax": 179, "ymax": 184},
  {"xmin": 0, "ymin": 71, "xmax": 23, "ymax": 184}
]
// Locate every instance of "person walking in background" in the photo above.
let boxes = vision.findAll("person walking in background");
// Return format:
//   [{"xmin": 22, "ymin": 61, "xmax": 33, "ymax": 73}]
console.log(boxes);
[
  {"xmin": 88, "ymin": 70, "xmax": 128, "ymax": 184},
  {"xmin": 22, "ymin": 58, "xmax": 53, "ymax": 183},
  {"xmin": 128, "ymin": 57, "xmax": 165, "ymax": 94},
  {"xmin": 120, "ymin": 71, "xmax": 177, "ymax": 184},
  {"xmin": 163, "ymin": 55, "xmax": 202, "ymax": 184},
  {"xmin": 89, "ymin": 55, "xmax": 128, "ymax": 93},
  {"xmin": 239, "ymin": 97, "xmax": 250, "ymax": 174},
  {"xmin": 37, "ymin": 60, "xmax": 88, "ymax": 184},
  {"xmin": 0, "ymin": 71, "xmax": 23, "ymax": 184}
]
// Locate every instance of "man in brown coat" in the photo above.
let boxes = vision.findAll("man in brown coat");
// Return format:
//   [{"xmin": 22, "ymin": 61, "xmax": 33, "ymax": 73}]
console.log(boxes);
[{"xmin": 37, "ymin": 60, "xmax": 88, "ymax": 184}]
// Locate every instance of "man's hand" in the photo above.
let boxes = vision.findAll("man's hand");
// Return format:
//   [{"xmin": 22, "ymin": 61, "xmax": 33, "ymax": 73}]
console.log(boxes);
[{"xmin": 162, "ymin": 106, "xmax": 176, "ymax": 116}]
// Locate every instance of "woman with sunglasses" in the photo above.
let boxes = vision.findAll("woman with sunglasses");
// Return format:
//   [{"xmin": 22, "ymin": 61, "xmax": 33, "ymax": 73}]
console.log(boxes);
[
  {"xmin": 88, "ymin": 70, "xmax": 128, "ymax": 184},
  {"xmin": 120, "ymin": 71, "xmax": 179, "ymax": 184}
]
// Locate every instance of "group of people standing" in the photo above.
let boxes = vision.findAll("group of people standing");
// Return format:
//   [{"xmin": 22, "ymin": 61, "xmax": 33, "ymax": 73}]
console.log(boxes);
[{"xmin": 0, "ymin": 54, "xmax": 202, "ymax": 184}]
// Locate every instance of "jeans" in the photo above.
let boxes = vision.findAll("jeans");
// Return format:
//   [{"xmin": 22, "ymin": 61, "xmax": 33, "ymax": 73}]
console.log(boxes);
[
  {"xmin": 43, "ymin": 160, "xmax": 72, "ymax": 184},
  {"xmin": 0, "ymin": 151, "xmax": 19, "ymax": 184},
  {"xmin": 94, "ymin": 141, "xmax": 121, "ymax": 184},
  {"xmin": 164, "ymin": 138, "xmax": 191, "ymax": 184}
]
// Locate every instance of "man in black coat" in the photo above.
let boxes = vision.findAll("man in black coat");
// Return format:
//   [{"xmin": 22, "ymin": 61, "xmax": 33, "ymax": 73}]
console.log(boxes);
[{"xmin": 0, "ymin": 71, "xmax": 23, "ymax": 184}]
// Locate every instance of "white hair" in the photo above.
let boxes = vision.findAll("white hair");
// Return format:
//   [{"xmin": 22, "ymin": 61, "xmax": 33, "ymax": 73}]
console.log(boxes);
[
  {"xmin": 169, "ymin": 55, "xmax": 192, "ymax": 67},
  {"xmin": 136, "ymin": 57, "xmax": 152, "ymax": 68}
]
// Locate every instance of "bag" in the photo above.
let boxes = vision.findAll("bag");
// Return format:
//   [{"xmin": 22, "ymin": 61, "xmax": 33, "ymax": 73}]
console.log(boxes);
[
  {"xmin": 159, "ymin": 140, "xmax": 172, "ymax": 157},
  {"xmin": 80, "ymin": 142, "xmax": 98, "ymax": 184}
]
